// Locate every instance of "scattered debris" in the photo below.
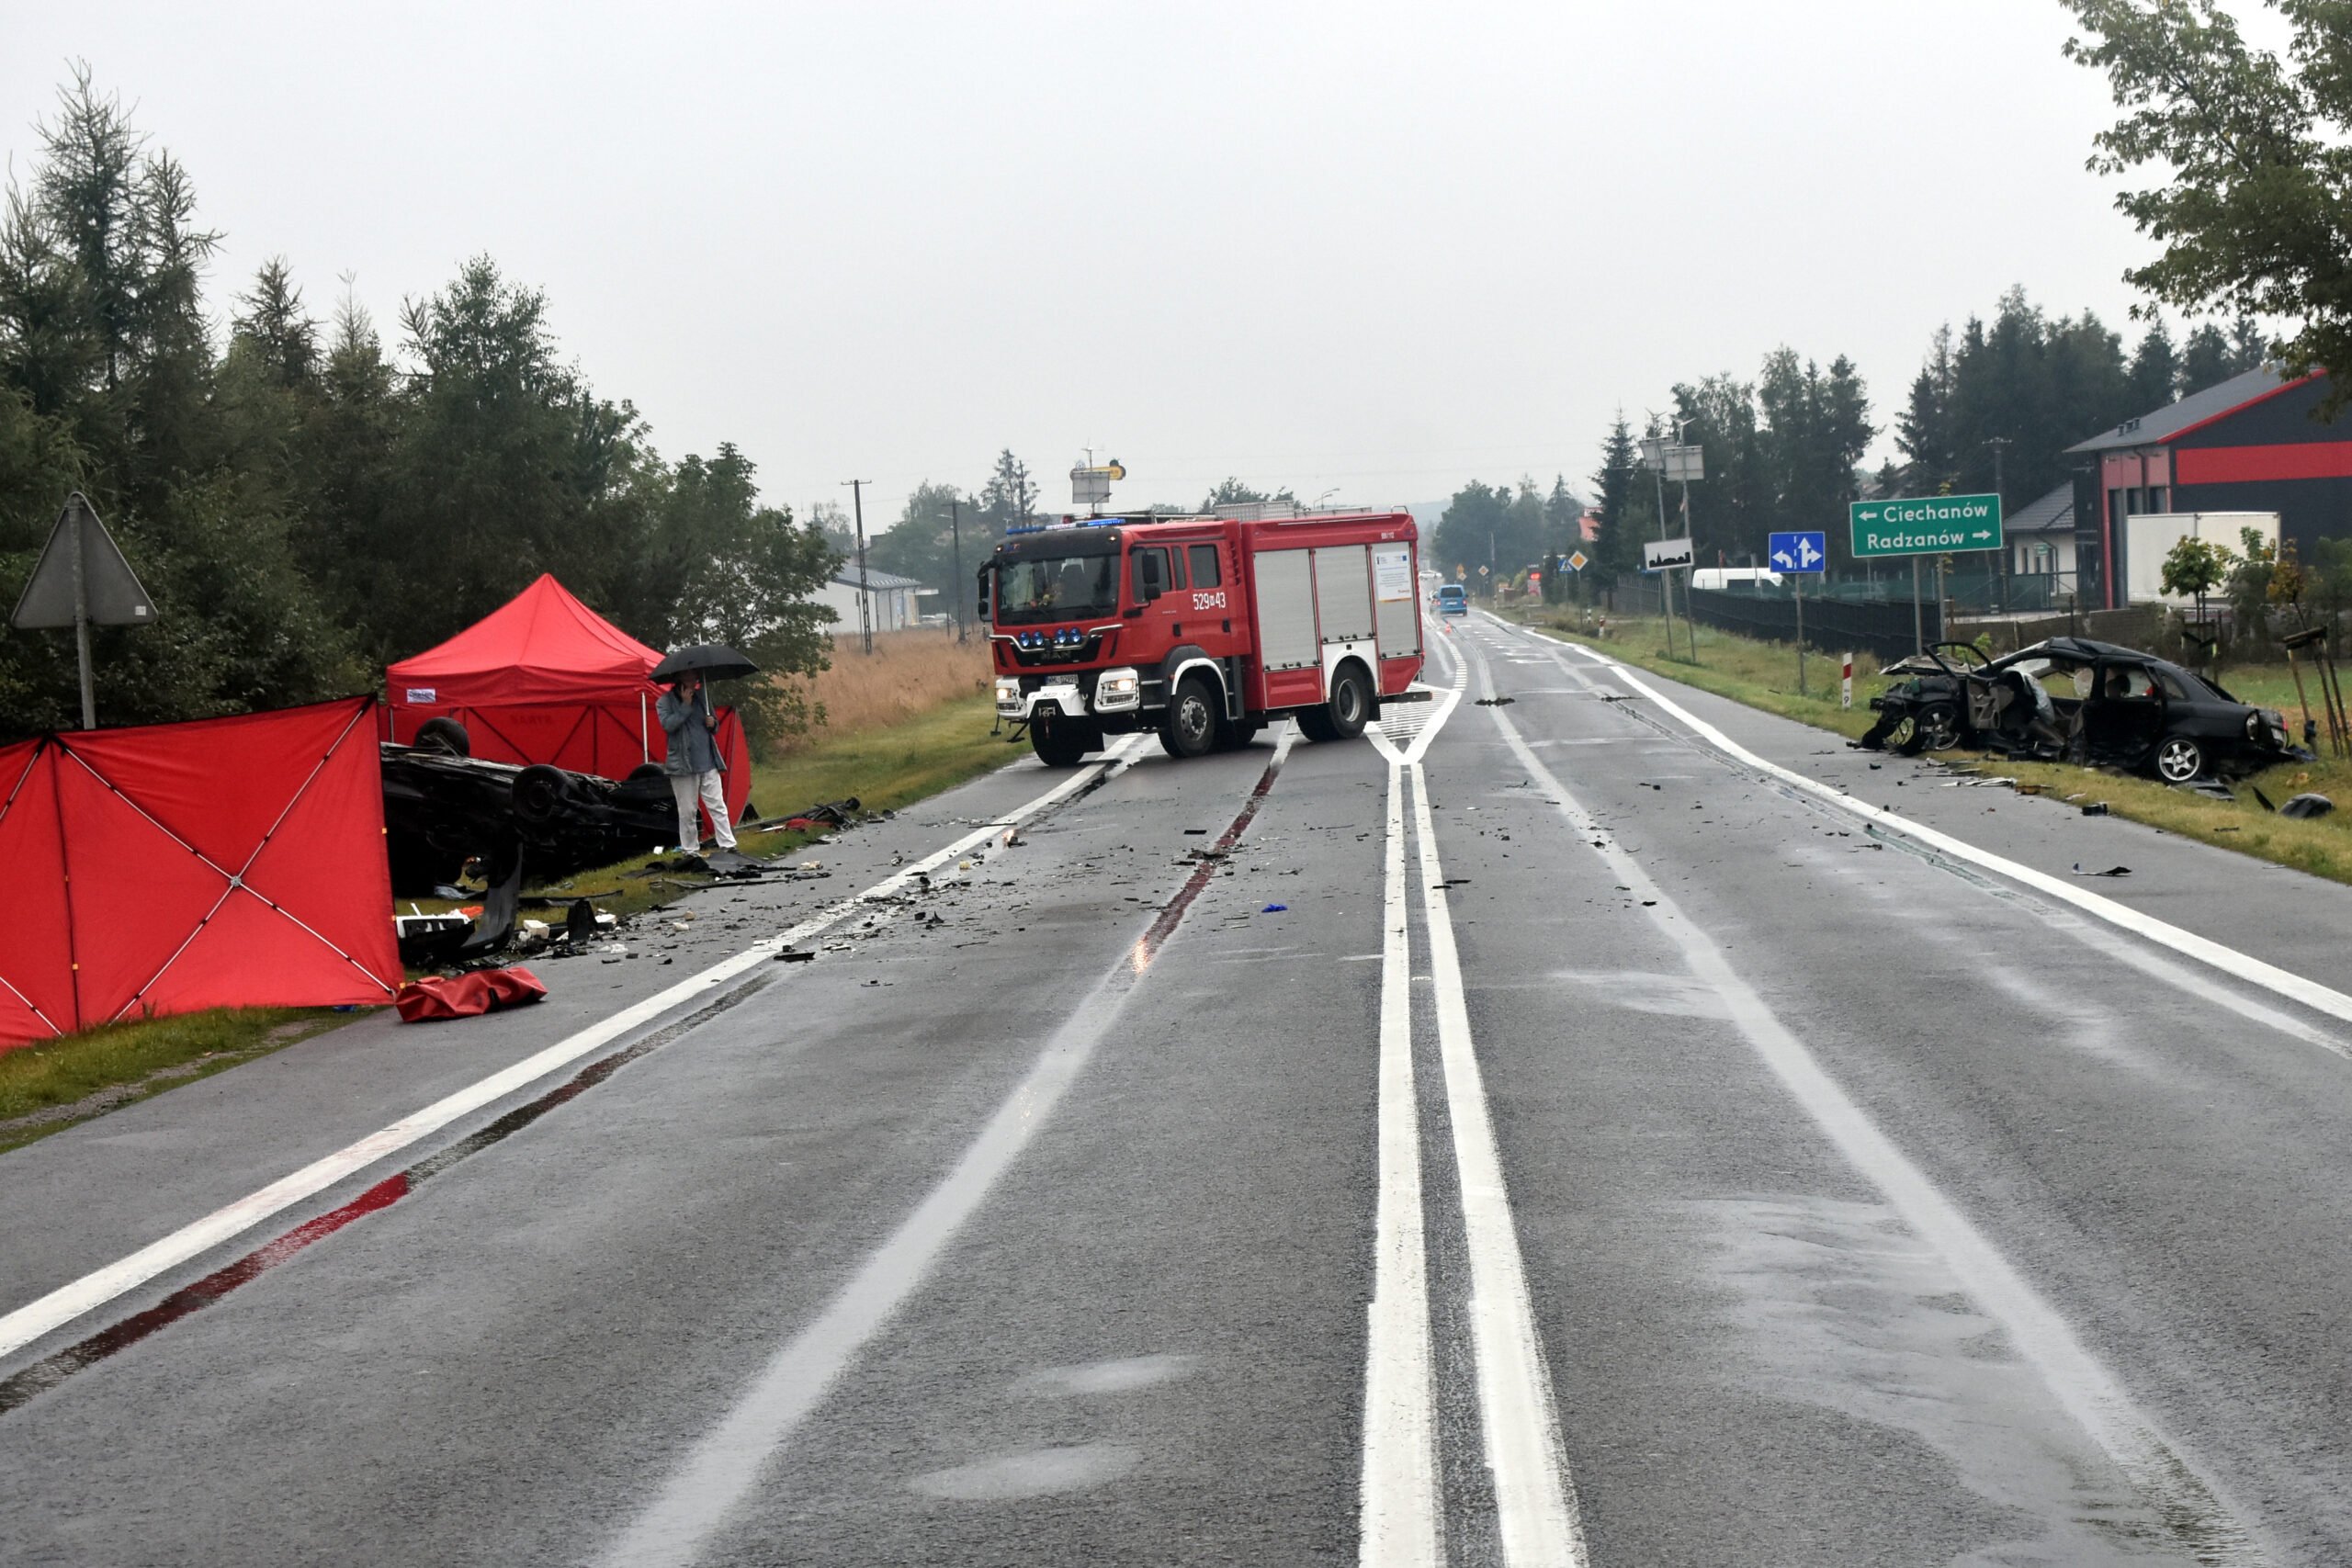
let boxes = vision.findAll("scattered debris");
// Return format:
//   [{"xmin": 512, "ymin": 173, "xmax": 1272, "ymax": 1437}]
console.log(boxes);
[
  {"xmin": 2279, "ymin": 792, "xmax": 2335, "ymax": 819},
  {"xmin": 1261, "ymin": 903, "xmax": 1288, "ymax": 913},
  {"xmin": 2072, "ymin": 863, "xmax": 2132, "ymax": 877},
  {"xmin": 775, "ymin": 948, "xmax": 817, "ymax": 964},
  {"xmin": 2080, "ymin": 803, "xmax": 2109, "ymax": 817},
  {"xmin": 1475, "ymin": 696, "xmax": 1516, "ymax": 706}
]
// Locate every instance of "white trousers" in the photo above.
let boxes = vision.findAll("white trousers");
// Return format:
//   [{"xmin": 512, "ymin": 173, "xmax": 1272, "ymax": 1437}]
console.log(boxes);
[{"xmin": 670, "ymin": 770, "xmax": 736, "ymax": 852}]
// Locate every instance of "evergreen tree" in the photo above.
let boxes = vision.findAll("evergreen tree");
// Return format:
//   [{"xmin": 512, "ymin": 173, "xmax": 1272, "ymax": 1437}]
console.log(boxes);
[
  {"xmin": 2127, "ymin": 319, "xmax": 2181, "ymax": 411},
  {"xmin": 1590, "ymin": 413, "xmax": 1640, "ymax": 581},
  {"xmin": 1897, "ymin": 325, "xmax": 1956, "ymax": 494},
  {"xmin": 976, "ymin": 448, "xmax": 1036, "ymax": 532},
  {"xmin": 2180, "ymin": 321, "xmax": 2235, "ymax": 395}
]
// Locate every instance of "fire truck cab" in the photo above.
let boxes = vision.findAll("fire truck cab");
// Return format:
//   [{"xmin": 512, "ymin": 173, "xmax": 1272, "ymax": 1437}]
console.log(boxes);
[{"xmin": 983, "ymin": 508, "xmax": 1425, "ymax": 766}]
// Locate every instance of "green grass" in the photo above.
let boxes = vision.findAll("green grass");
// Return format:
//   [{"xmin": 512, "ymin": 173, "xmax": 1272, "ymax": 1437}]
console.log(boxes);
[
  {"xmin": 747, "ymin": 694, "xmax": 1014, "ymax": 825},
  {"xmin": 1508, "ymin": 608, "xmax": 1893, "ymax": 741},
  {"xmin": 0, "ymin": 1008, "xmax": 355, "ymax": 1156},
  {"xmin": 7, "ymin": 694, "xmax": 1019, "ymax": 1149},
  {"xmin": 1507, "ymin": 605, "xmax": 2352, "ymax": 889}
]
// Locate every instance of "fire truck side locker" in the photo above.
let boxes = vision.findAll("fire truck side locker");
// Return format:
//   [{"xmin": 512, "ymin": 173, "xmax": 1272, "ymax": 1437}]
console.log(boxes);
[
  {"xmin": 1248, "ymin": 546, "xmax": 1321, "ymax": 712},
  {"xmin": 1312, "ymin": 542, "xmax": 1378, "ymax": 705}
]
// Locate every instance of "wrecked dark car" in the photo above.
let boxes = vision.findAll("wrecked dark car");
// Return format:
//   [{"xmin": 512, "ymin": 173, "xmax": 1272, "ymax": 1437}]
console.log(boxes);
[
  {"xmin": 380, "ymin": 730, "xmax": 678, "ymax": 897},
  {"xmin": 1860, "ymin": 637, "xmax": 2306, "ymax": 783}
]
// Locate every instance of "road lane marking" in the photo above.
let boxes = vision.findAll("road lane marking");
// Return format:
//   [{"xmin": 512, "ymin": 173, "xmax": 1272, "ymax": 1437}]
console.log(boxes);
[
  {"xmin": 1463, "ymin": 637, "xmax": 2258, "ymax": 1559},
  {"xmin": 1502, "ymin": 619, "xmax": 2352, "ymax": 1041},
  {"xmin": 1358, "ymin": 754, "xmax": 1442, "ymax": 1568},
  {"xmin": 1409, "ymin": 759, "xmax": 1588, "ymax": 1567},
  {"xmin": 0, "ymin": 739, "xmax": 1148, "ymax": 1368},
  {"xmin": 594, "ymin": 727, "xmax": 1298, "ymax": 1568}
]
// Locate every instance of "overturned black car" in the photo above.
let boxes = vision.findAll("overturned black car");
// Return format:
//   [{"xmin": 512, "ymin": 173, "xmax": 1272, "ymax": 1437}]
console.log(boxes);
[
  {"xmin": 380, "ymin": 724, "xmax": 679, "ymax": 897},
  {"xmin": 1860, "ymin": 637, "xmax": 2308, "ymax": 783}
]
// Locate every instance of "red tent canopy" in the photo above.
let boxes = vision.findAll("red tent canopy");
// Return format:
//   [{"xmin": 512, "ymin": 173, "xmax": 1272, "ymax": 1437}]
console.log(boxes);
[
  {"xmin": 0, "ymin": 699, "xmax": 401, "ymax": 1048},
  {"xmin": 384, "ymin": 575, "xmax": 752, "ymax": 827}
]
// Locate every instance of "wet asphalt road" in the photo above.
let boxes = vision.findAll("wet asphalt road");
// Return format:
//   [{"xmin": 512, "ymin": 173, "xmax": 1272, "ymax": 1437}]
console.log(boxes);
[{"xmin": 3, "ymin": 615, "xmax": 2350, "ymax": 1565}]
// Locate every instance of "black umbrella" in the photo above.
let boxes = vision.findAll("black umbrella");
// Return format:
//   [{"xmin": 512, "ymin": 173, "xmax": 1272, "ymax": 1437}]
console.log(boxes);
[{"xmin": 650, "ymin": 643, "xmax": 760, "ymax": 682}]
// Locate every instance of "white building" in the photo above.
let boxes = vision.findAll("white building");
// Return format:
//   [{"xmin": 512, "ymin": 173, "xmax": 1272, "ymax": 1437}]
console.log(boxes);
[{"xmin": 815, "ymin": 568, "xmax": 928, "ymax": 637}]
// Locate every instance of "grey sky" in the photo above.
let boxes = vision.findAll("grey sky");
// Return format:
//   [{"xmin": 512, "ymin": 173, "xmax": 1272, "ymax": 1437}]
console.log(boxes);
[{"xmin": 8, "ymin": 1, "xmax": 2172, "ymax": 522}]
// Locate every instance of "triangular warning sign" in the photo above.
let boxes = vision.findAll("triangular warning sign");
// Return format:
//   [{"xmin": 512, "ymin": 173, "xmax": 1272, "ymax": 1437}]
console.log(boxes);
[{"xmin": 10, "ymin": 492, "xmax": 156, "ymax": 630}]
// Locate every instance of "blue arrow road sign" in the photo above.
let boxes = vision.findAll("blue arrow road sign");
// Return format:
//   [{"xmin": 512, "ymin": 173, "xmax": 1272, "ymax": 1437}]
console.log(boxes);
[{"xmin": 1767, "ymin": 531, "xmax": 1826, "ymax": 574}]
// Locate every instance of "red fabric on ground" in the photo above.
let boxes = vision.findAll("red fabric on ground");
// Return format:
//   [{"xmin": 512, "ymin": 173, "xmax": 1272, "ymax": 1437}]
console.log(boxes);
[
  {"xmin": 0, "ymin": 700, "xmax": 402, "ymax": 1049},
  {"xmin": 393, "ymin": 965, "xmax": 548, "ymax": 1022},
  {"xmin": 385, "ymin": 575, "xmax": 752, "ymax": 829}
]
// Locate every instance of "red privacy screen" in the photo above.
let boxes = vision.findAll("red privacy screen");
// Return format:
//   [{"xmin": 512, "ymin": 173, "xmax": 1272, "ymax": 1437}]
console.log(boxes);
[{"xmin": 0, "ymin": 698, "xmax": 401, "ymax": 1047}]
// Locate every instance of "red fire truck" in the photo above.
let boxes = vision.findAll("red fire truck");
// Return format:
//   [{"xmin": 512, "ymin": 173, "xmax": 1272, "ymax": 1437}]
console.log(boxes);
[{"xmin": 982, "ymin": 508, "xmax": 1426, "ymax": 765}]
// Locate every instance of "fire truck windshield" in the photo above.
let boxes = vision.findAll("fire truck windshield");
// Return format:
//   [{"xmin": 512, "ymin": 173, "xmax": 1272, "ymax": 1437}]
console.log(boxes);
[{"xmin": 994, "ymin": 553, "xmax": 1119, "ymax": 626}]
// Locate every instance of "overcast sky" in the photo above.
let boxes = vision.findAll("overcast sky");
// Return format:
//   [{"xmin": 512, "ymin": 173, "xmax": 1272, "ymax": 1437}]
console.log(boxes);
[{"xmin": 6, "ymin": 1, "xmax": 2182, "ymax": 522}]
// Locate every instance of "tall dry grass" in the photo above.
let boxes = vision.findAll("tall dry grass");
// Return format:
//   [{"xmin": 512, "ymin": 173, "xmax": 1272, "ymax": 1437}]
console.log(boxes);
[{"xmin": 771, "ymin": 629, "xmax": 993, "ymax": 752}]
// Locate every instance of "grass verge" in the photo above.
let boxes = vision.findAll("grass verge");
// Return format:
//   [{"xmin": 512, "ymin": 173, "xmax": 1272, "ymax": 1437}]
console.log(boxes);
[
  {"xmin": 0, "ymin": 1009, "xmax": 356, "ymax": 1156},
  {"xmin": 1506, "ymin": 606, "xmax": 2352, "ymax": 888}
]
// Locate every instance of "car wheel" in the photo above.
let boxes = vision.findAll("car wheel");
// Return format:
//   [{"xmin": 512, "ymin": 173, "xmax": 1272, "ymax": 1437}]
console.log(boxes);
[
  {"xmin": 1917, "ymin": 702, "xmax": 1963, "ymax": 752},
  {"xmin": 413, "ymin": 716, "xmax": 471, "ymax": 757},
  {"xmin": 1159, "ymin": 675, "xmax": 1218, "ymax": 759},
  {"xmin": 2154, "ymin": 736, "xmax": 2205, "ymax": 783},
  {"xmin": 1886, "ymin": 715, "xmax": 1924, "ymax": 755}
]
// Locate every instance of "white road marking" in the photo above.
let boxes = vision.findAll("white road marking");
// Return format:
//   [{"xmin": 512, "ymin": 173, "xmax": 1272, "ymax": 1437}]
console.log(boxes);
[
  {"xmin": 594, "ymin": 727, "xmax": 1295, "ymax": 1568},
  {"xmin": 1507, "ymin": 618, "xmax": 2352, "ymax": 1042},
  {"xmin": 1409, "ymin": 760, "xmax": 1588, "ymax": 1566},
  {"xmin": 1463, "ymin": 637, "xmax": 2257, "ymax": 1557},
  {"xmin": 0, "ymin": 738, "xmax": 1149, "ymax": 1366},
  {"xmin": 1357, "ymin": 755, "xmax": 1442, "ymax": 1567}
]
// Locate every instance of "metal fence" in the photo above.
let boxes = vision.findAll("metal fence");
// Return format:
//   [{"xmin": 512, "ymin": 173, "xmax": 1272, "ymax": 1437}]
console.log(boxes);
[{"xmin": 1683, "ymin": 587, "xmax": 1940, "ymax": 664}]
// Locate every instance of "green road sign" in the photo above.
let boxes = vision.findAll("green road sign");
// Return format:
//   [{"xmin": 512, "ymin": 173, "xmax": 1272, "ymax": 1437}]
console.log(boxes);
[{"xmin": 1849, "ymin": 493, "xmax": 2003, "ymax": 558}]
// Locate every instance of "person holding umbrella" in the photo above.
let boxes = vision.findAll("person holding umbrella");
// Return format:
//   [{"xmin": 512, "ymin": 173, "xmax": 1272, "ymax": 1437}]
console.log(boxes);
[{"xmin": 651, "ymin": 644, "xmax": 758, "ymax": 854}]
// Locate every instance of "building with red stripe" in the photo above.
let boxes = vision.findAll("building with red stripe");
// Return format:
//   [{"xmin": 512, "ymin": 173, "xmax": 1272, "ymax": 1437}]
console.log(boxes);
[{"xmin": 2065, "ymin": 367, "xmax": 2349, "ymax": 609}]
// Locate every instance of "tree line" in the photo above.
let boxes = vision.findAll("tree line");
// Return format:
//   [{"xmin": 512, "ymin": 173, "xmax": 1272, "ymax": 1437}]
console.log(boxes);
[
  {"xmin": 0, "ymin": 70, "xmax": 838, "ymax": 750},
  {"xmin": 1558, "ymin": 291, "xmax": 2269, "ymax": 597}
]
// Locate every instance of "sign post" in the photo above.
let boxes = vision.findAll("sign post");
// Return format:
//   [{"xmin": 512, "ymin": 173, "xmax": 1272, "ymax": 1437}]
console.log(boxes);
[
  {"xmin": 1643, "ymin": 536, "xmax": 1695, "ymax": 662},
  {"xmin": 1769, "ymin": 531, "xmax": 1826, "ymax": 696},
  {"xmin": 9, "ymin": 491, "xmax": 157, "ymax": 728}
]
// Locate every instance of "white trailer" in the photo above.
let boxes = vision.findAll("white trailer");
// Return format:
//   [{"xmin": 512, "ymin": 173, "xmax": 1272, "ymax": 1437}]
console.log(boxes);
[{"xmin": 2121, "ymin": 512, "xmax": 2279, "ymax": 606}]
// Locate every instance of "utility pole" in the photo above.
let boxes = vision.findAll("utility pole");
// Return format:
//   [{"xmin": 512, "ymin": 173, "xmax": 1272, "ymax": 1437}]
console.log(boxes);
[
  {"xmin": 1649, "ymin": 436, "xmax": 1679, "ymax": 657},
  {"xmin": 949, "ymin": 498, "xmax": 967, "ymax": 644},
  {"xmin": 1986, "ymin": 436, "xmax": 2011, "ymax": 619},
  {"xmin": 842, "ymin": 479, "xmax": 874, "ymax": 655}
]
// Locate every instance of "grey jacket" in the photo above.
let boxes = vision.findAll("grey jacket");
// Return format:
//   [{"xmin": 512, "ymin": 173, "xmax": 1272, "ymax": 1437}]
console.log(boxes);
[{"xmin": 657, "ymin": 688, "xmax": 723, "ymax": 776}]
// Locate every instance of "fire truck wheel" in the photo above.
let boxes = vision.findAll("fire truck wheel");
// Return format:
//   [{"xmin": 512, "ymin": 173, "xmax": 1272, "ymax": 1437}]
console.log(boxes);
[
  {"xmin": 1310, "ymin": 664, "xmax": 1372, "ymax": 742},
  {"xmin": 1159, "ymin": 674, "xmax": 1219, "ymax": 759},
  {"xmin": 1029, "ymin": 716, "xmax": 1097, "ymax": 768},
  {"xmin": 1218, "ymin": 718, "xmax": 1262, "ymax": 751}
]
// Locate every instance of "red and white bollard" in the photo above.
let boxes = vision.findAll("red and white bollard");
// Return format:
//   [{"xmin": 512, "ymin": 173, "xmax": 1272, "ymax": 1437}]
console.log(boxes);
[{"xmin": 1840, "ymin": 652, "xmax": 1854, "ymax": 710}]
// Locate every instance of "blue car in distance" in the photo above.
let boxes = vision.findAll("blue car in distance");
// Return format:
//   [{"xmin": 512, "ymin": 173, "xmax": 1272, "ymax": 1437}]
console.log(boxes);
[{"xmin": 1436, "ymin": 583, "xmax": 1468, "ymax": 617}]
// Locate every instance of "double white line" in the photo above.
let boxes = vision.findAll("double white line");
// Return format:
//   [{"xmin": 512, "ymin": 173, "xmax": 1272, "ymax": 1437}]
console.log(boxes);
[{"xmin": 1362, "ymin": 658, "xmax": 1587, "ymax": 1567}]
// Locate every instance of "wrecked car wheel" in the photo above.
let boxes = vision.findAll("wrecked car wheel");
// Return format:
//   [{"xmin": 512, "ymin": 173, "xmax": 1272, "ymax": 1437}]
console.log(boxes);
[
  {"xmin": 1917, "ymin": 702, "xmax": 1963, "ymax": 752},
  {"xmin": 413, "ymin": 716, "xmax": 471, "ymax": 757},
  {"xmin": 2155, "ymin": 736, "xmax": 2206, "ymax": 783}
]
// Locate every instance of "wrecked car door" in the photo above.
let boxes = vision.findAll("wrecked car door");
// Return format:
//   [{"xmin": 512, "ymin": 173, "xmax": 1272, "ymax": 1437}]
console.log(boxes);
[{"xmin": 2083, "ymin": 660, "xmax": 2165, "ymax": 767}]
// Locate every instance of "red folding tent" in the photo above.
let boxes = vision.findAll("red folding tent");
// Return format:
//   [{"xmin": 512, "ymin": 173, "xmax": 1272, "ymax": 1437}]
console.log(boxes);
[
  {"xmin": 383, "ymin": 574, "xmax": 752, "ymax": 826},
  {"xmin": 0, "ymin": 698, "xmax": 402, "ymax": 1048}
]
